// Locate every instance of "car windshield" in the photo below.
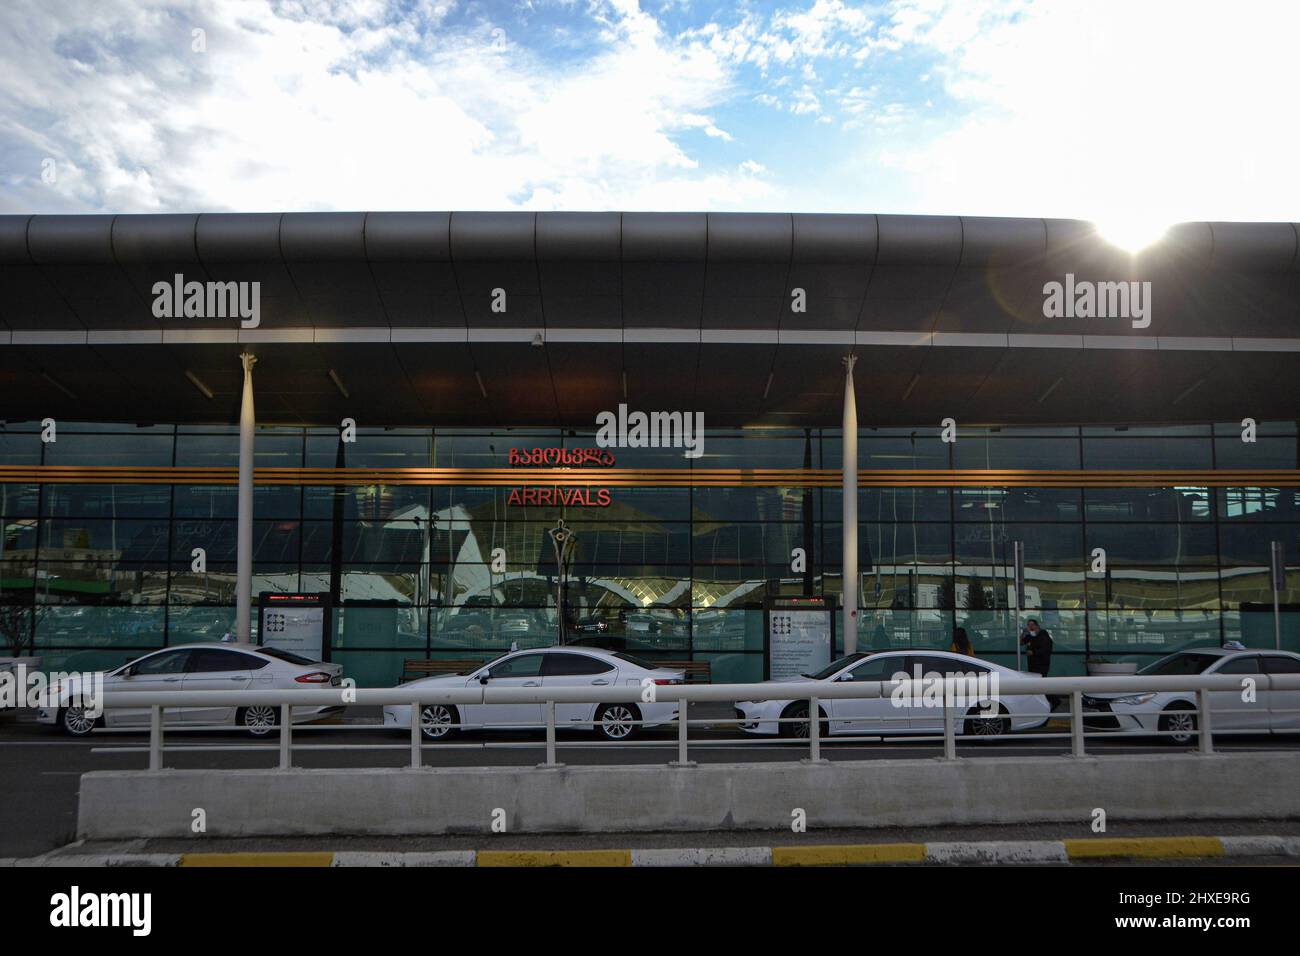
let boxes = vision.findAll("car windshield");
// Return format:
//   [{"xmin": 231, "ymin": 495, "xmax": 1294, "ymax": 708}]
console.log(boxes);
[
  {"xmin": 255, "ymin": 647, "xmax": 319, "ymax": 666},
  {"xmin": 1138, "ymin": 652, "xmax": 1221, "ymax": 676},
  {"xmin": 804, "ymin": 653, "xmax": 868, "ymax": 680}
]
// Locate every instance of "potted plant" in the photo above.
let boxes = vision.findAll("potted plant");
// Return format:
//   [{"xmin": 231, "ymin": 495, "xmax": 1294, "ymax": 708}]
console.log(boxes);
[{"xmin": 1086, "ymin": 656, "xmax": 1138, "ymax": 676}]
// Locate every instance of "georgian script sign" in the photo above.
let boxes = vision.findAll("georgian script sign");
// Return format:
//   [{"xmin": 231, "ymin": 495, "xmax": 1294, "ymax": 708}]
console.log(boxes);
[
  {"xmin": 508, "ymin": 447, "xmax": 616, "ymax": 467},
  {"xmin": 507, "ymin": 447, "xmax": 614, "ymax": 507}
]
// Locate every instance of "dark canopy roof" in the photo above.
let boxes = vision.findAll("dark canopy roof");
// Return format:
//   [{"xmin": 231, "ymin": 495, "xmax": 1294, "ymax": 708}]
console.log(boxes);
[{"xmin": 0, "ymin": 212, "xmax": 1296, "ymax": 427}]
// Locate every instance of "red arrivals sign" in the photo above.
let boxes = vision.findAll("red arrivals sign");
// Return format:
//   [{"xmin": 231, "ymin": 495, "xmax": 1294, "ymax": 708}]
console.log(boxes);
[{"xmin": 507, "ymin": 447, "xmax": 614, "ymax": 508}]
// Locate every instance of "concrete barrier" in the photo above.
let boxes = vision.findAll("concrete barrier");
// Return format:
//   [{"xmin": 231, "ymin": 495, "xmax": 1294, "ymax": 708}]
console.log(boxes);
[{"xmin": 77, "ymin": 753, "xmax": 1300, "ymax": 840}]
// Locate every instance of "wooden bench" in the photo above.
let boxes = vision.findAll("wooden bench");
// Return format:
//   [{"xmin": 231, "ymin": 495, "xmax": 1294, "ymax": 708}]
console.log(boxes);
[
  {"xmin": 400, "ymin": 658, "xmax": 487, "ymax": 683},
  {"xmin": 657, "ymin": 660, "xmax": 712, "ymax": 684}
]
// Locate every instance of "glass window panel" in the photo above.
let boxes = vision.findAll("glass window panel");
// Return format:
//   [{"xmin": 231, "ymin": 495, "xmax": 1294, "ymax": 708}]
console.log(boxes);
[
  {"xmin": 1088, "ymin": 610, "xmax": 1222, "ymax": 656},
  {"xmin": 0, "ymin": 429, "xmax": 42, "ymax": 465},
  {"xmin": 35, "ymin": 605, "xmax": 166, "ymax": 648},
  {"xmin": 1087, "ymin": 567, "xmax": 1221, "ymax": 611},
  {"xmin": 691, "ymin": 608, "xmax": 764, "ymax": 652},
  {"xmin": 1085, "ymin": 524, "xmax": 1219, "ymax": 565},
  {"xmin": 306, "ymin": 433, "xmax": 433, "ymax": 468},
  {"xmin": 40, "ymin": 484, "xmax": 172, "ymax": 518},
  {"xmin": 0, "ymin": 485, "xmax": 41, "ymax": 517},
  {"xmin": 1084, "ymin": 487, "xmax": 1213, "ymax": 522},
  {"xmin": 42, "ymin": 433, "xmax": 173, "ymax": 467},
  {"xmin": 174, "ymin": 433, "xmax": 303, "ymax": 467},
  {"xmin": 173, "ymin": 484, "xmax": 301, "ymax": 518},
  {"xmin": 952, "ymin": 436, "xmax": 1081, "ymax": 469},
  {"xmin": 41, "ymin": 518, "xmax": 170, "ymax": 558},
  {"xmin": 1217, "ymin": 487, "xmax": 1300, "ymax": 522},
  {"xmin": 953, "ymin": 487, "xmax": 1082, "ymax": 522},
  {"xmin": 340, "ymin": 565, "xmax": 428, "ymax": 605},
  {"xmin": 332, "ymin": 605, "xmax": 427, "ymax": 649},
  {"xmin": 166, "ymin": 606, "xmax": 237, "ymax": 643},
  {"xmin": 36, "ymin": 563, "xmax": 168, "ymax": 605},
  {"xmin": 1081, "ymin": 437, "xmax": 1212, "ymax": 470},
  {"xmin": 1215, "ymin": 437, "xmax": 1299, "ymax": 469},
  {"xmin": 1, "ymin": 517, "xmax": 39, "ymax": 553}
]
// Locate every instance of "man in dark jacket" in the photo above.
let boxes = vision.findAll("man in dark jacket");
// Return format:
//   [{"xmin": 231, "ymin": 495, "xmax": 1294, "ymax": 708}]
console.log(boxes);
[
  {"xmin": 1020, "ymin": 618, "xmax": 1053, "ymax": 676},
  {"xmin": 1020, "ymin": 618, "xmax": 1056, "ymax": 707}
]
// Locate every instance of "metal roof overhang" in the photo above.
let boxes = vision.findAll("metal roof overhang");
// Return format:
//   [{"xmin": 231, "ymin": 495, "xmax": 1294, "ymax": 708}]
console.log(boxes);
[{"xmin": 0, "ymin": 212, "xmax": 1296, "ymax": 428}]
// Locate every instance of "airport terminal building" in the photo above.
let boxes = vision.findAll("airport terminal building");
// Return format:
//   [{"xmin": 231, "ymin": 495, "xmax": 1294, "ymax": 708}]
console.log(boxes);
[{"xmin": 0, "ymin": 211, "xmax": 1296, "ymax": 684}]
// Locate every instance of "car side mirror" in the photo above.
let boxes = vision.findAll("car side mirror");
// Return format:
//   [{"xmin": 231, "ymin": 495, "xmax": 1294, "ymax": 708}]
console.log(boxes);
[
  {"xmin": 478, "ymin": 673, "xmax": 490, "ymax": 685},
  {"xmin": 121, "ymin": 666, "xmax": 135, "ymax": 679}
]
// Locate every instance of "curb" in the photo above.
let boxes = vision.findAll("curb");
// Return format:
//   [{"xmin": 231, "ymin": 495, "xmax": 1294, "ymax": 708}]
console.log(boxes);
[{"xmin": 5, "ymin": 835, "xmax": 1299, "ymax": 867}]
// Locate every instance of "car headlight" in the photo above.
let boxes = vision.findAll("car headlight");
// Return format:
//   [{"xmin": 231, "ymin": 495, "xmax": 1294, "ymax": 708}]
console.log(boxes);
[{"xmin": 1111, "ymin": 693, "xmax": 1156, "ymax": 706}]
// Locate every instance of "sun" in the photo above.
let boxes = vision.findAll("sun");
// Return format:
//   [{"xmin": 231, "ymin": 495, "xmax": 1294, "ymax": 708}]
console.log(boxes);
[{"xmin": 1095, "ymin": 217, "xmax": 1170, "ymax": 254}]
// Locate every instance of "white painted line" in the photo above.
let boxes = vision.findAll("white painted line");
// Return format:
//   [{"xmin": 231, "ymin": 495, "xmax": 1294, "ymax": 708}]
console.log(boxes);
[
  {"xmin": 314, "ymin": 327, "xmax": 391, "ymax": 343},
  {"xmin": 1083, "ymin": 335, "xmax": 1158, "ymax": 350},
  {"xmin": 333, "ymin": 851, "xmax": 476, "ymax": 867},
  {"xmin": 926, "ymin": 840, "xmax": 1068, "ymax": 865},
  {"xmin": 12, "ymin": 329, "xmax": 87, "ymax": 345},
  {"xmin": 778, "ymin": 328, "xmax": 852, "ymax": 345},
  {"xmin": 632, "ymin": 847, "xmax": 772, "ymax": 867},
  {"xmin": 623, "ymin": 327, "xmax": 700, "ymax": 343},
  {"xmin": 855, "ymin": 330, "xmax": 931, "ymax": 346},
  {"xmin": 390, "ymin": 327, "xmax": 468, "ymax": 342},
  {"xmin": 1220, "ymin": 835, "xmax": 1300, "ymax": 857},
  {"xmin": 15, "ymin": 854, "xmax": 181, "ymax": 867},
  {"xmin": 703, "ymin": 328, "xmax": 778, "ymax": 344},
  {"xmin": 930, "ymin": 332, "xmax": 1008, "ymax": 348}
]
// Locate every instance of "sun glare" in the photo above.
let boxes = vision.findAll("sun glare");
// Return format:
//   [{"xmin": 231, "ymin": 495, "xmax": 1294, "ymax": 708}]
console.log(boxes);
[{"xmin": 1095, "ymin": 218, "xmax": 1170, "ymax": 254}]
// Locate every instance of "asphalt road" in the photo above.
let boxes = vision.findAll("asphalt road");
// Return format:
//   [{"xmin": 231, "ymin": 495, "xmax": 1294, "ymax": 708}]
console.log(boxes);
[{"xmin": 3, "ymin": 707, "xmax": 1298, "ymax": 858}]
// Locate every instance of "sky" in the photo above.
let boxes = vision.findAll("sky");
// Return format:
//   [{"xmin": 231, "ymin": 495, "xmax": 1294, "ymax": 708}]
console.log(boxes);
[{"xmin": 2, "ymin": 0, "xmax": 1297, "ymax": 244}]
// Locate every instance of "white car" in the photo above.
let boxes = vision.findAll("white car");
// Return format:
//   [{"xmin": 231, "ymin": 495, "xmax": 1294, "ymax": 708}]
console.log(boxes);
[
  {"xmin": 384, "ymin": 646, "xmax": 684, "ymax": 742},
  {"xmin": 1083, "ymin": 647, "xmax": 1300, "ymax": 744},
  {"xmin": 36, "ymin": 642, "xmax": 344, "ymax": 737},
  {"xmin": 735, "ymin": 649, "xmax": 1052, "ymax": 739}
]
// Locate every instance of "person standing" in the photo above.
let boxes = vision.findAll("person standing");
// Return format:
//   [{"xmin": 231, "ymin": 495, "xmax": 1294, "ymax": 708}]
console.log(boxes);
[
  {"xmin": 1020, "ymin": 618, "xmax": 1056, "ymax": 707},
  {"xmin": 950, "ymin": 626, "xmax": 975, "ymax": 657}
]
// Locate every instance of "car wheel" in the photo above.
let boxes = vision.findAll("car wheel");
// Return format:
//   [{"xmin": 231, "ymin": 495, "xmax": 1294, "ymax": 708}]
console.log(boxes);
[
  {"xmin": 237, "ymin": 705, "xmax": 279, "ymax": 737},
  {"xmin": 420, "ymin": 704, "xmax": 459, "ymax": 740},
  {"xmin": 780, "ymin": 701, "xmax": 830, "ymax": 740},
  {"xmin": 963, "ymin": 704, "xmax": 1011, "ymax": 737},
  {"xmin": 60, "ymin": 706, "xmax": 98, "ymax": 737},
  {"xmin": 595, "ymin": 703, "xmax": 640, "ymax": 741},
  {"xmin": 1158, "ymin": 702, "xmax": 1197, "ymax": 745}
]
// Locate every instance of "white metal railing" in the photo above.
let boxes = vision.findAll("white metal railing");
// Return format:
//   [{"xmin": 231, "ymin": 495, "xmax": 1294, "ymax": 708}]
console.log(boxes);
[{"xmin": 71, "ymin": 671, "xmax": 1300, "ymax": 771}]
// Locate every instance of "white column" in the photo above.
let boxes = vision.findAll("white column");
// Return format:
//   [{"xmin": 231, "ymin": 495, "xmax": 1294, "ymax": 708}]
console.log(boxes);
[
  {"xmin": 235, "ymin": 352, "xmax": 257, "ymax": 642},
  {"xmin": 842, "ymin": 354, "xmax": 859, "ymax": 655}
]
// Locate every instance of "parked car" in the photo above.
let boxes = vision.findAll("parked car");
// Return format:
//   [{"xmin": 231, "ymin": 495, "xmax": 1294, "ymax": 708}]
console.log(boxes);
[
  {"xmin": 1082, "ymin": 647, "xmax": 1300, "ymax": 744},
  {"xmin": 734, "ymin": 649, "xmax": 1051, "ymax": 739},
  {"xmin": 384, "ymin": 646, "xmax": 683, "ymax": 742},
  {"xmin": 37, "ymin": 642, "xmax": 344, "ymax": 737}
]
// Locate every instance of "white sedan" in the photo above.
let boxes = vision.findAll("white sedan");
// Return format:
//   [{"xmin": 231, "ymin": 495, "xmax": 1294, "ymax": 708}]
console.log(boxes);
[
  {"xmin": 37, "ymin": 642, "xmax": 344, "ymax": 736},
  {"xmin": 735, "ymin": 649, "xmax": 1051, "ymax": 739},
  {"xmin": 384, "ymin": 646, "xmax": 683, "ymax": 742},
  {"xmin": 1082, "ymin": 647, "xmax": 1300, "ymax": 744}
]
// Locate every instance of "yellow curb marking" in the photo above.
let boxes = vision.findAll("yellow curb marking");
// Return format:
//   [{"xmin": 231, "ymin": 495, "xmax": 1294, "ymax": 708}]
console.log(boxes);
[
  {"xmin": 476, "ymin": 850, "xmax": 632, "ymax": 868},
  {"xmin": 1064, "ymin": 837, "xmax": 1224, "ymax": 860},
  {"xmin": 772, "ymin": 843, "xmax": 927, "ymax": 866},
  {"xmin": 179, "ymin": 852, "xmax": 335, "ymax": 867}
]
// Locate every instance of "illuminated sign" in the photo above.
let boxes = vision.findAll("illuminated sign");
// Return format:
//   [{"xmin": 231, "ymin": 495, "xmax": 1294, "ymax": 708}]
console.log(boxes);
[{"xmin": 507, "ymin": 447, "xmax": 614, "ymax": 508}]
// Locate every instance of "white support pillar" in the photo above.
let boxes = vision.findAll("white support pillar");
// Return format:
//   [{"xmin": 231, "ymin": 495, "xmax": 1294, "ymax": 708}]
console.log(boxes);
[
  {"xmin": 235, "ymin": 353, "xmax": 257, "ymax": 642},
  {"xmin": 842, "ymin": 355, "xmax": 859, "ymax": 654}
]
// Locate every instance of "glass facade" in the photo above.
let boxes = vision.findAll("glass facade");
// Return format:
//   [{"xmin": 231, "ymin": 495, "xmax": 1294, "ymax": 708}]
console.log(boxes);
[{"xmin": 2, "ymin": 421, "xmax": 1297, "ymax": 685}]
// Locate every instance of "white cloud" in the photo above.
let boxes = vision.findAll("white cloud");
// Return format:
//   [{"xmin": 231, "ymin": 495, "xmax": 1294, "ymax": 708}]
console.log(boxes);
[{"xmin": 0, "ymin": 0, "xmax": 764, "ymax": 212}]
